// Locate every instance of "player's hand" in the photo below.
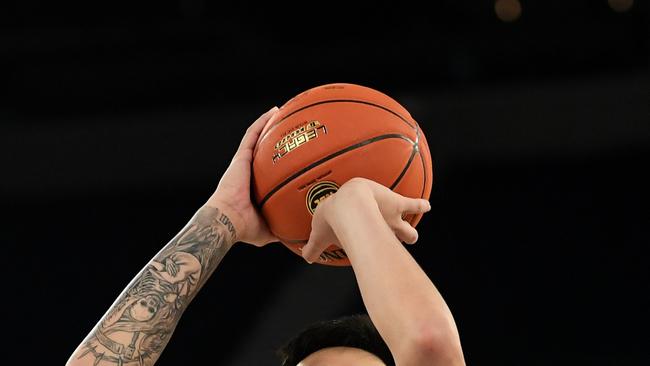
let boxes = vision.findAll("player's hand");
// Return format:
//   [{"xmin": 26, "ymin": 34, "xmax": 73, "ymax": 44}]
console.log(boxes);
[
  {"xmin": 301, "ymin": 177, "xmax": 431, "ymax": 263},
  {"xmin": 207, "ymin": 106, "xmax": 279, "ymax": 246}
]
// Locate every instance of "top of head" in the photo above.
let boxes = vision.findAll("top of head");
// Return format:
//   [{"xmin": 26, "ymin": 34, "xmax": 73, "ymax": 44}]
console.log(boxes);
[{"xmin": 254, "ymin": 83, "xmax": 414, "ymax": 155}]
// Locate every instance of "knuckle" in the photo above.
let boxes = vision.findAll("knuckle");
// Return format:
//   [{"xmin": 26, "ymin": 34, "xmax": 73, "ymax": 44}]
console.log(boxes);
[
  {"xmin": 397, "ymin": 200, "xmax": 408, "ymax": 212},
  {"xmin": 337, "ymin": 178, "xmax": 359, "ymax": 193},
  {"xmin": 344, "ymin": 177, "xmax": 369, "ymax": 188},
  {"xmin": 340, "ymin": 178, "xmax": 370, "ymax": 196}
]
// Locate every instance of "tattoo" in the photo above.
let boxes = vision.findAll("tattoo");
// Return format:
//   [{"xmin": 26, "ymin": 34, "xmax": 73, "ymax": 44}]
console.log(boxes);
[
  {"xmin": 218, "ymin": 213, "xmax": 237, "ymax": 241},
  {"xmin": 76, "ymin": 206, "xmax": 235, "ymax": 365}
]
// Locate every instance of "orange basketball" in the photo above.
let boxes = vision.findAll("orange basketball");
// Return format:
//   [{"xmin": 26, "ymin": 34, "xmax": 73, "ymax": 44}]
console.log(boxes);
[{"xmin": 252, "ymin": 83, "xmax": 433, "ymax": 266}]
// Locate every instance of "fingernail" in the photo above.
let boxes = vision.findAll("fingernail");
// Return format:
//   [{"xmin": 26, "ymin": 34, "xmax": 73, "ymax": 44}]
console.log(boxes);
[{"xmin": 270, "ymin": 106, "xmax": 279, "ymax": 112}]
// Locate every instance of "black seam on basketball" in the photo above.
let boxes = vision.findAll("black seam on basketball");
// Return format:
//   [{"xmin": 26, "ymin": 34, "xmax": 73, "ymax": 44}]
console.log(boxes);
[
  {"xmin": 390, "ymin": 122, "xmax": 421, "ymax": 190},
  {"xmin": 260, "ymin": 133, "xmax": 415, "ymax": 207},
  {"xmin": 403, "ymin": 149, "xmax": 427, "ymax": 227},
  {"xmin": 414, "ymin": 123, "xmax": 427, "ymax": 200},
  {"xmin": 419, "ymin": 148, "xmax": 426, "ymax": 199},
  {"xmin": 256, "ymin": 99, "xmax": 415, "ymax": 151},
  {"xmin": 407, "ymin": 125, "xmax": 427, "ymax": 226},
  {"xmin": 389, "ymin": 145, "xmax": 417, "ymax": 190}
]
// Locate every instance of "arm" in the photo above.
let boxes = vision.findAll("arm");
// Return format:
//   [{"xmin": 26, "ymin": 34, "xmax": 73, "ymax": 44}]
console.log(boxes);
[
  {"xmin": 67, "ymin": 205, "xmax": 237, "ymax": 366},
  {"xmin": 302, "ymin": 179, "xmax": 465, "ymax": 366},
  {"xmin": 67, "ymin": 107, "xmax": 279, "ymax": 366}
]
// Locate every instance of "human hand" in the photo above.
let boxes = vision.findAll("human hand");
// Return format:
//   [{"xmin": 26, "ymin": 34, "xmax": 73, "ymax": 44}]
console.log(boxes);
[
  {"xmin": 301, "ymin": 177, "xmax": 431, "ymax": 263},
  {"xmin": 207, "ymin": 106, "xmax": 280, "ymax": 246}
]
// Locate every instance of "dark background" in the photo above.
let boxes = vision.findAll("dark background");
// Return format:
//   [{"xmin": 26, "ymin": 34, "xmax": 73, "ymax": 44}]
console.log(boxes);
[{"xmin": 3, "ymin": 0, "xmax": 648, "ymax": 365}]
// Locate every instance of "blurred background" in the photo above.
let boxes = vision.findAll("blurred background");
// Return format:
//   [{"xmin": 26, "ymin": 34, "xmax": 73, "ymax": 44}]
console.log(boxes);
[{"xmin": 2, "ymin": 0, "xmax": 648, "ymax": 364}]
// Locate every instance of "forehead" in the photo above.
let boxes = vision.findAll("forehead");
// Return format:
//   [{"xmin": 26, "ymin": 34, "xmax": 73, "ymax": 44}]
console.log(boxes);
[{"xmin": 297, "ymin": 346, "xmax": 386, "ymax": 366}]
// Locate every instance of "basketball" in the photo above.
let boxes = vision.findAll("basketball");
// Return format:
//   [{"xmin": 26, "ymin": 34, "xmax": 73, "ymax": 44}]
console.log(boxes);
[{"xmin": 252, "ymin": 83, "xmax": 433, "ymax": 266}]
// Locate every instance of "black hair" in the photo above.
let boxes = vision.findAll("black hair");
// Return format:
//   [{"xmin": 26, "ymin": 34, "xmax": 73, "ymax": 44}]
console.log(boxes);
[{"xmin": 276, "ymin": 313, "xmax": 394, "ymax": 366}]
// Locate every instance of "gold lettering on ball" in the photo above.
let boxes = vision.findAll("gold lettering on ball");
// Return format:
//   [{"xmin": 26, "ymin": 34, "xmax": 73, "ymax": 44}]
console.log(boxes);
[{"xmin": 272, "ymin": 120, "xmax": 328, "ymax": 164}]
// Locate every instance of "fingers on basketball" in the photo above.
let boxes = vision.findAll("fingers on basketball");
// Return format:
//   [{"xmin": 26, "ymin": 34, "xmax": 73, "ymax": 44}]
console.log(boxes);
[
  {"xmin": 238, "ymin": 106, "xmax": 278, "ymax": 152},
  {"xmin": 301, "ymin": 228, "xmax": 326, "ymax": 264},
  {"xmin": 393, "ymin": 219, "xmax": 419, "ymax": 244},
  {"xmin": 401, "ymin": 197, "xmax": 431, "ymax": 214}
]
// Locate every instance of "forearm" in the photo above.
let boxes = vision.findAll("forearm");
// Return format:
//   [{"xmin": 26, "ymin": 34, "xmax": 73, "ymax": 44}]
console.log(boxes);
[
  {"xmin": 67, "ymin": 204, "xmax": 239, "ymax": 366},
  {"xmin": 331, "ymin": 197, "xmax": 463, "ymax": 365}
]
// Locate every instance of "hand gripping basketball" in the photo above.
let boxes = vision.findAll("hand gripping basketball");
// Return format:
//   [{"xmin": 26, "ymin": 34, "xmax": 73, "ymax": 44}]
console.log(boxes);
[
  {"xmin": 208, "ymin": 106, "xmax": 280, "ymax": 246},
  {"xmin": 251, "ymin": 83, "xmax": 434, "ymax": 266},
  {"xmin": 301, "ymin": 177, "xmax": 431, "ymax": 264}
]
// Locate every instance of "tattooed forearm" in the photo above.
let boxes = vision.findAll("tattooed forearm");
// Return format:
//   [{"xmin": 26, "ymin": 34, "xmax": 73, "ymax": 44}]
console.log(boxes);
[{"xmin": 73, "ymin": 206, "xmax": 236, "ymax": 366}]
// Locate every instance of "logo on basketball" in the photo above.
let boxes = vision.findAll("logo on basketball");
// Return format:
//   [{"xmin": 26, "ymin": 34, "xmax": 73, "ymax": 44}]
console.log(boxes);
[
  {"xmin": 306, "ymin": 181, "xmax": 339, "ymax": 215},
  {"xmin": 272, "ymin": 120, "xmax": 328, "ymax": 164}
]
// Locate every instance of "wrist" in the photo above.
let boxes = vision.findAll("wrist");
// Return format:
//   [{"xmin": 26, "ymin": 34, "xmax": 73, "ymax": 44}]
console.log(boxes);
[{"xmin": 204, "ymin": 198, "xmax": 245, "ymax": 244}]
